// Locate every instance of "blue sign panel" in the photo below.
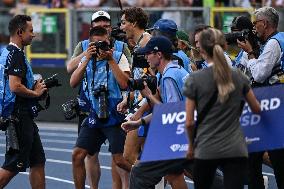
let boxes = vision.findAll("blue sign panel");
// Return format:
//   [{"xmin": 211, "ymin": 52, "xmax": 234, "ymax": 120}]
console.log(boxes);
[{"xmin": 141, "ymin": 85, "xmax": 284, "ymax": 162}]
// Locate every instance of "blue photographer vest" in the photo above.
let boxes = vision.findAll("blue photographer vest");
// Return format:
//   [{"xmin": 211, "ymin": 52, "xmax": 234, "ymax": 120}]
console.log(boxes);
[
  {"xmin": 83, "ymin": 50, "xmax": 125, "ymax": 128},
  {"xmin": 160, "ymin": 63, "xmax": 189, "ymax": 103},
  {"xmin": 255, "ymin": 32, "xmax": 284, "ymax": 85},
  {"xmin": 0, "ymin": 47, "xmax": 34, "ymax": 118},
  {"xmin": 79, "ymin": 39, "xmax": 125, "ymax": 113},
  {"xmin": 173, "ymin": 50, "xmax": 192, "ymax": 73},
  {"xmin": 270, "ymin": 32, "xmax": 284, "ymax": 71}
]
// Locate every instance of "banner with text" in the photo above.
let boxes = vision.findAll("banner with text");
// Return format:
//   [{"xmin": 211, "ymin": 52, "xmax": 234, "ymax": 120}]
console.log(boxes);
[{"xmin": 141, "ymin": 85, "xmax": 284, "ymax": 162}]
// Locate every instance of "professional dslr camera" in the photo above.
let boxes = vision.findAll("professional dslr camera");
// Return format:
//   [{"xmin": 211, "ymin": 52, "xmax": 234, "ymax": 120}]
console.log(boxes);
[
  {"xmin": 94, "ymin": 41, "xmax": 111, "ymax": 52},
  {"xmin": 111, "ymin": 24, "xmax": 127, "ymax": 42},
  {"xmin": 225, "ymin": 29, "xmax": 250, "ymax": 45},
  {"xmin": 93, "ymin": 85, "xmax": 109, "ymax": 120},
  {"xmin": 128, "ymin": 75, "xmax": 157, "ymax": 95},
  {"xmin": 44, "ymin": 74, "xmax": 61, "ymax": 89},
  {"xmin": 0, "ymin": 117, "xmax": 9, "ymax": 131},
  {"xmin": 62, "ymin": 98, "xmax": 79, "ymax": 120},
  {"xmin": 132, "ymin": 51, "xmax": 149, "ymax": 68}
]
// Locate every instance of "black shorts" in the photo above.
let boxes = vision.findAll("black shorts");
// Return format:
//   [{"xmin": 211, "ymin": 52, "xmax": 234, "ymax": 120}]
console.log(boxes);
[
  {"xmin": 2, "ymin": 111, "xmax": 46, "ymax": 173},
  {"xmin": 75, "ymin": 120, "xmax": 126, "ymax": 156}
]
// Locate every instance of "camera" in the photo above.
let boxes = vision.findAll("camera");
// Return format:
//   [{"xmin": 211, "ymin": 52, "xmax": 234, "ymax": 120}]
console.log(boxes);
[
  {"xmin": 44, "ymin": 74, "xmax": 61, "ymax": 88},
  {"xmin": 128, "ymin": 75, "xmax": 157, "ymax": 95},
  {"xmin": 225, "ymin": 29, "xmax": 250, "ymax": 45},
  {"xmin": 93, "ymin": 41, "xmax": 111, "ymax": 52},
  {"xmin": 93, "ymin": 85, "xmax": 109, "ymax": 120},
  {"xmin": 61, "ymin": 98, "xmax": 79, "ymax": 120},
  {"xmin": 132, "ymin": 48, "xmax": 149, "ymax": 68},
  {"xmin": 111, "ymin": 25, "xmax": 127, "ymax": 42},
  {"xmin": 0, "ymin": 117, "xmax": 9, "ymax": 131}
]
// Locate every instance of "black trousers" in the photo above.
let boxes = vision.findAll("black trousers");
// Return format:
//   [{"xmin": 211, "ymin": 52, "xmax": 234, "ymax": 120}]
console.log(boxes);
[
  {"xmin": 193, "ymin": 157, "xmax": 247, "ymax": 189},
  {"xmin": 248, "ymin": 149, "xmax": 284, "ymax": 189},
  {"xmin": 130, "ymin": 159, "xmax": 225, "ymax": 189}
]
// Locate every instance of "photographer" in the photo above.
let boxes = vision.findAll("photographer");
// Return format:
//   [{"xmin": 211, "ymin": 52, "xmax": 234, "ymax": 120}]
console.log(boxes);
[
  {"xmin": 121, "ymin": 36, "xmax": 190, "ymax": 189},
  {"xmin": 237, "ymin": 7, "xmax": 284, "ymax": 189},
  {"xmin": 66, "ymin": 10, "xmax": 131, "ymax": 189},
  {"xmin": 227, "ymin": 16, "xmax": 260, "ymax": 70},
  {"xmin": 0, "ymin": 15, "xmax": 47, "ymax": 188},
  {"xmin": 70, "ymin": 26, "xmax": 132, "ymax": 189}
]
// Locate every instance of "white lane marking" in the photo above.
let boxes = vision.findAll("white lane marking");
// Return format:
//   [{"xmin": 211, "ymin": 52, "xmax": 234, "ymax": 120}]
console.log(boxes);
[
  {"xmin": 39, "ymin": 126, "xmax": 77, "ymax": 132},
  {"xmin": 0, "ymin": 154, "xmax": 111, "ymax": 170},
  {"xmin": 39, "ymin": 132, "xmax": 78, "ymax": 138},
  {"xmin": 20, "ymin": 172, "xmax": 91, "ymax": 189},
  {"xmin": 46, "ymin": 158, "xmax": 111, "ymax": 170},
  {"xmin": 0, "ymin": 145, "xmax": 111, "ymax": 156},
  {"xmin": 0, "ymin": 136, "xmax": 109, "ymax": 147}
]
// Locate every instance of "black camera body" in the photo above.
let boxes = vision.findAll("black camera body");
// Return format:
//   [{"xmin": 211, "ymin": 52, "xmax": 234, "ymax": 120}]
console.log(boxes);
[
  {"xmin": 225, "ymin": 29, "xmax": 250, "ymax": 45},
  {"xmin": 44, "ymin": 74, "xmax": 61, "ymax": 88},
  {"xmin": 93, "ymin": 85, "xmax": 109, "ymax": 120},
  {"xmin": 0, "ymin": 117, "xmax": 10, "ymax": 131},
  {"xmin": 132, "ymin": 49, "xmax": 149, "ymax": 68},
  {"xmin": 94, "ymin": 41, "xmax": 110, "ymax": 52},
  {"xmin": 128, "ymin": 75, "xmax": 157, "ymax": 95},
  {"xmin": 62, "ymin": 98, "xmax": 79, "ymax": 120},
  {"xmin": 111, "ymin": 26, "xmax": 127, "ymax": 42}
]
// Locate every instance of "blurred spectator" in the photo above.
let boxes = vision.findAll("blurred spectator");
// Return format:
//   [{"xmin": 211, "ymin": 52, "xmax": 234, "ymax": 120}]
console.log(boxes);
[
  {"xmin": 234, "ymin": 0, "xmax": 252, "ymax": 7},
  {"xmin": 52, "ymin": 0, "xmax": 69, "ymax": 7},
  {"xmin": 176, "ymin": 30, "xmax": 191, "ymax": 57},
  {"xmin": 0, "ymin": 0, "xmax": 15, "ymax": 48},
  {"xmin": 264, "ymin": 0, "xmax": 284, "ymax": 7},
  {"xmin": 75, "ymin": 0, "xmax": 105, "ymax": 8},
  {"xmin": 119, "ymin": 0, "xmax": 139, "ymax": 6}
]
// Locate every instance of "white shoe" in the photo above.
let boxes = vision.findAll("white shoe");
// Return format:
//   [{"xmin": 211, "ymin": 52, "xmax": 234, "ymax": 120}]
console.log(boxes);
[{"xmin": 263, "ymin": 175, "xmax": 269, "ymax": 189}]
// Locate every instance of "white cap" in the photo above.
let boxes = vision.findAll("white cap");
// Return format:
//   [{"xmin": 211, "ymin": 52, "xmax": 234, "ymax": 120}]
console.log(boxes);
[{"xmin": 91, "ymin": 11, "xmax": 111, "ymax": 22}]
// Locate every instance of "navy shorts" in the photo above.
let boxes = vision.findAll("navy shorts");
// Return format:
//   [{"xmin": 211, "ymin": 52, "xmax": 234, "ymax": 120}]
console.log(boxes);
[
  {"xmin": 2, "ymin": 111, "xmax": 46, "ymax": 172},
  {"xmin": 75, "ymin": 120, "xmax": 126, "ymax": 156}
]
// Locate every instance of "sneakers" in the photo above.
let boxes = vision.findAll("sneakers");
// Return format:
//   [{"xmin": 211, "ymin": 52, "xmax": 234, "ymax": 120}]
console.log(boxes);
[{"xmin": 263, "ymin": 175, "xmax": 269, "ymax": 189}]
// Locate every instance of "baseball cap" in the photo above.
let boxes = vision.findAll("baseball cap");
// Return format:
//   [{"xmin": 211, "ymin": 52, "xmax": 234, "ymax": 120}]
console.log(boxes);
[
  {"xmin": 176, "ymin": 30, "xmax": 191, "ymax": 48},
  {"xmin": 91, "ymin": 10, "xmax": 111, "ymax": 22},
  {"xmin": 148, "ymin": 19, "xmax": 178, "ymax": 36},
  {"xmin": 230, "ymin": 16, "xmax": 253, "ymax": 31},
  {"xmin": 137, "ymin": 36, "xmax": 173, "ymax": 54}
]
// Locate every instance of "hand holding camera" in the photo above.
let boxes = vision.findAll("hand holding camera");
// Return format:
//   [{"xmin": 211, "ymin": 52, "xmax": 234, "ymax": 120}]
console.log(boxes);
[{"xmin": 33, "ymin": 79, "xmax": 47, "ymax": 98}]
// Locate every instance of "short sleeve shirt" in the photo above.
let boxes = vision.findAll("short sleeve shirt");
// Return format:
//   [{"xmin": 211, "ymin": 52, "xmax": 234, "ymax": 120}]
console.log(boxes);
[{"xmin": 183, "ymin": 67, "xmax": 250, "ymax": 159}]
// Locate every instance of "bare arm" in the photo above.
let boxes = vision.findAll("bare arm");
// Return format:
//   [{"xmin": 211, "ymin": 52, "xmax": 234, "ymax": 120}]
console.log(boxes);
[
  {"xmin": 9, "ymin": 76, "xmax": 47, "ymax": 98},
  {"xmin": 245, "ymin": 89, "xmax": 261, "ymax": 114},
  {"xmin": 67, "ymin": 52, "xmax": 85, "ymax": 74},
  {"xmin": 67, "ymin": 42, "xmax": 85, "ymax": 74},
  {"xmin": 108, "ymin": 58, "xmax": 130, "ymax": 89},
  {"xmin": 185, "ymin": 98, "xmax": 196, "ymax": 159}
]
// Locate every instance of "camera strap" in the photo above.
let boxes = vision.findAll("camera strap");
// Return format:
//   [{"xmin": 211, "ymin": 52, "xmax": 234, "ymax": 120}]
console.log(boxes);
[{"xmin": 91, "ymin": 59, "xmax": 109, "ymax": 92}]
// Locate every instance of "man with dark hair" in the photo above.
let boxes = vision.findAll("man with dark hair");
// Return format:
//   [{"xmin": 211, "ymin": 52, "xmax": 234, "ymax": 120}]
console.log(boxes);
[
  {"xmin": 119, "ymin": 6, "xmax": 151, "ymax": 167},
  {"xmin": 0, "ymin": 14, "xmax": 47, "ymax": 188},
  {"xmin": 70, "ymin": 26, "xmax": 132, "ymax": 189},
  {"xmin": 66, "ymin": 10, "xmax": 131, "ymax": 189}
]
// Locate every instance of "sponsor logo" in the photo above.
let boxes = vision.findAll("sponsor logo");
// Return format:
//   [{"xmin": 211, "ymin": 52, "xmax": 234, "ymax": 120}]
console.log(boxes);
[
  {"xmin": 170, "ymin": 144, "xmax": 188, "ymax": 152},
  {"xmin": 245, "ymin": 137, "xmax": 260, "ymax": 144}
]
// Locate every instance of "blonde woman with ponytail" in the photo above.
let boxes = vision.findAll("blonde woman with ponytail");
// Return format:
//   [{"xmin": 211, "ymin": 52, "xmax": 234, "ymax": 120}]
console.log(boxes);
[{"xmin": 183, "ymin": 28, "xmax": 261, "ymax": 189}]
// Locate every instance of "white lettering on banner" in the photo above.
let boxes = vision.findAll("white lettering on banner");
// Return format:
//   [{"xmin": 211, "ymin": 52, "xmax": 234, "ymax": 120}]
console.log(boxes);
[
  {"xmin": 245, "ymin": 137, "xmax": 260, "ymax": 144},
  {"xmin": 170, "ymin": 144, "xmax": 188, "ymax": 152},
  {"xmin": 176, "ymin": 124, "xmax": 185, "ymax": 135},
  {"xmin": 242, "ymin": 98, "xmax": 281, "ymax": 114},
  {"xmin": 240, "ymin": 115, "xmax": 261, "ymax": 127},
  {"xmin": 162, "ymin": 111, "xmax": 186, "ymax": 125}
]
